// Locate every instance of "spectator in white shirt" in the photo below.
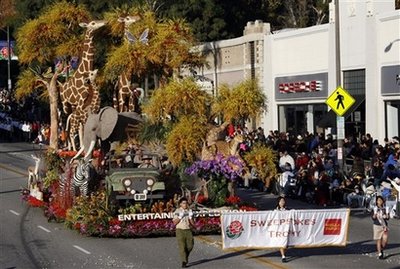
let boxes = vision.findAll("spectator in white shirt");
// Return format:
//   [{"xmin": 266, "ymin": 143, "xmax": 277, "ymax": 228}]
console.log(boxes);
[{"xmin": 279, "ymin": 150, "xmax": 295, "ymax": 172}]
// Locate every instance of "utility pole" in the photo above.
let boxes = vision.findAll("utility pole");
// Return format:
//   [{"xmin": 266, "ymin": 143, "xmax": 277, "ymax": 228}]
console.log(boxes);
[
  {"xmin": 335, "ymin": 0, "xmax": 345, "ymax": 173},
  {"xmin": 7, "ymin": 25, "xmax": 12, "ymax": 91}
]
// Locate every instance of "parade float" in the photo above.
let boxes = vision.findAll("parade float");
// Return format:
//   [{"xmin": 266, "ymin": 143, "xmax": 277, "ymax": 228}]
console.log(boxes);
[{"xmin": 17, "ymin": 3, "xmax": 269, "ymax": 238}]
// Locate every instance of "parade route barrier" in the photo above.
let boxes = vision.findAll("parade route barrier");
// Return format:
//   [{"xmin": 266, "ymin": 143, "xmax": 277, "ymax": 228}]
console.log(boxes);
[{"xmin": 221, "ymin": 208, "xmax": 350, "ymax": 249}]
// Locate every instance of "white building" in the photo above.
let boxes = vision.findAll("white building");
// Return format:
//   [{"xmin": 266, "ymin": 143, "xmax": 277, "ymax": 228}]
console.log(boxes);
[{"xmin": 196, "ymin": 0, "xmax": 399, "ymax": 143}]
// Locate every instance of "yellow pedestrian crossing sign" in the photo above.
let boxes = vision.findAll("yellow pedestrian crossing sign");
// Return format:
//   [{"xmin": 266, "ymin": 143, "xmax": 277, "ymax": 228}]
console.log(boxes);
[{"xmin": 325, "ymin": 86, "xmax": 355, "ymax": 116}]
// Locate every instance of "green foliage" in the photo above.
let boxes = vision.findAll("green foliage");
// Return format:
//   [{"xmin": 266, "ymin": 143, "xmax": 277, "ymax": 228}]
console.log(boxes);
[
  {"xmin": 243, "ymin": 143, "xmax": 278, "ymax": 183},
  {"xmin": 16, "ymin": 1, "xmax": 91, "ymax": 64},
  {"xmin": 137, "ymin": 119, "xmax": 171, "ymax": 144},
  {"xmin": 43, "ymin": 151, "xmax": 64, "ymax": 188},
  {"xmin": 44, "ymin": 150, "xmax": 63, "ymax": 172},
  {"xmin": 43, "ymin": 169, "xmax": 59, "ymax": 189},
  {"xmin": 65, "ymin": 191, "xmax": 111, "ymax": 235},
  {"xmin": 213, "ymin": 78, "xmax": 267, "ymax": 122},
  {"xmin": 208, "ymin": 178, "xmax": 229, "ymax": 207},
  {"xmin": 165, "ymin": 116, "xmax": 208, "ymax": 166},
  {"xmin": 160, "ymin": 0, "xmax": 329, "ymax": 42},
  {"xmin": 14, "ymin": 69, "xmax": 39, "ymax": 100}
]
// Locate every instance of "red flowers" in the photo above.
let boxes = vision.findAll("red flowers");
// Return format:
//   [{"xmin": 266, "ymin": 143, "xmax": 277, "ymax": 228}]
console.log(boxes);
[
  {"xmin": 225, "ymin": 196, "xmax": 241, "ymax": 205},
  {"xmin": 57, "ymin": 150, "xmax": 100, "ymax": 158},
  {"xmin": 109, "ymin": 218, "xmax": 122, "ymax": 226},
  {"xmin": 196, "ymin": 194, "xmax": 208, "ymax": 204},
  {"xmin": 238, "ymin": 205, "xmax": 257, "ymax": 211},
  {"xmin": 58, "ymin": 150, "xmax": 77, "ymax": 158},
  {"xmin": 27, "ymin": 196, "xmax": 45, "ymax": 207}
]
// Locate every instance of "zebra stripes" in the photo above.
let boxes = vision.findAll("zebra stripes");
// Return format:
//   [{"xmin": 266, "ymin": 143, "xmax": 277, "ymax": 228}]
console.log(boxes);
[
  {"xmin": 59, "ymin": 160, "xmax": 93, "ymax": 197},
  {"xmin": 73, "ymin": 160, "xmax": 93, "ymax": 197}
]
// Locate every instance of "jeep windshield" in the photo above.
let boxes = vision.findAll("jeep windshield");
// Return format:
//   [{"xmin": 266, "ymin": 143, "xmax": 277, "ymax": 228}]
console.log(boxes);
[{"xmin": 106, "ymin": 153, "xmax": 161, "ymax": 171}]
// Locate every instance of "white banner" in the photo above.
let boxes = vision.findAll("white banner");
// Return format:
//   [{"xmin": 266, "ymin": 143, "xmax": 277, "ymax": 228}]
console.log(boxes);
[{"xmin": 221, "ymin": 209, "xmax": 350, "ymax": 249}]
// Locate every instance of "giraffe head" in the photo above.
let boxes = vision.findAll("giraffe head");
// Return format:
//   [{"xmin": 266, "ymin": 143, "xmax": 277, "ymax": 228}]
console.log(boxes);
[
  {"xmin": 79, "ymin": 20, "xmax": 107, "ymax": 33},
  {"xmin": 85, "ymin": 69, "xmax": 98, "ymax": 85},
  {"xmin": 118, "ymin": 15, "xmax": 141, "ymax": 27}
]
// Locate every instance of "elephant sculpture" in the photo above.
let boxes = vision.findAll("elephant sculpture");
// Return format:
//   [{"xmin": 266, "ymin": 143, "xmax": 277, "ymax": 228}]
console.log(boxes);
[{"xmin": 72, "ymin": 106, "xmax": 142, "ymax": 161}]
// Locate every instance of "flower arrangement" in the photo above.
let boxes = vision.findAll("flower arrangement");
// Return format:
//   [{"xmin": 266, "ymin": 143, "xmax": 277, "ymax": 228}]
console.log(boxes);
[
  {"xmin": 186, "ymin": 154, "xmax": 244, "ymax": 207},
  {"xmin": 45, "ymin": 201, "xmax": 67, "ymax": 222},
  {"xmin": 57, "ymin": 150, "xmax": 101, "ymax": 158},
  {"xmin": 185, "ymin": 154, "xmax": 244, "ymax": 181},
  {"xmin": 27, "ymin": 196, "xmax": 46, "ymax": 207},
  {"xmin": 21, "ymin": 151, "xmax": 238, "ymax": 237}
]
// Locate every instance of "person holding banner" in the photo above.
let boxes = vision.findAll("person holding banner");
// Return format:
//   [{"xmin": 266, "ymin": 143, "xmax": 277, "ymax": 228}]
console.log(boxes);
[
  {"xmin": 173, "ymin": 197, "xmax": 195, "ymax": 268},
  {"xmin": 371, "ymin": 196, "xmax": 390, "ymax": 260},
  {"xmin": 275, "ymin": 196, "xmax": 289, "ymax": 263}
]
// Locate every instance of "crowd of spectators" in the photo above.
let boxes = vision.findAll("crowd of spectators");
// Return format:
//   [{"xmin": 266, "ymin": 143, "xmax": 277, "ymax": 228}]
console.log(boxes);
[
  {"xmin": 231, "ymin": 124, "xmax": 399, "ymax": 209},
  {"xmin": 0, "ymin": 87, "xmax": 51, "ymax": 144},
  {"xmin": 0, "ymin": 111, "xmax": 50, "ymax": 144}
]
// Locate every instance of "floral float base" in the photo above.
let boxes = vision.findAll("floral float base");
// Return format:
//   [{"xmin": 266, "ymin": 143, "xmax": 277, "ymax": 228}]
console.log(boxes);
[{"xmin": 22, "ymin": 191, "xmax": 256, "ymax": 238}]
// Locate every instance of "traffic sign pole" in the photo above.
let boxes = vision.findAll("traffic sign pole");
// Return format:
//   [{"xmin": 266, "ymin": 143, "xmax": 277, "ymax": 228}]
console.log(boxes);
[
  {"xmin": 337, "ymin": 116, "xmax": 345, "ymax": 172},
  {"xmin": 326, "ymin": 86, "xmax": 355, "ymax": 175}
]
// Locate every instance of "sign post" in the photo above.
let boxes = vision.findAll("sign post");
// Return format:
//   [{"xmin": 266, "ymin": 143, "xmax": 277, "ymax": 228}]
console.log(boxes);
[{"xmin": 325, "ymin": 86, "xmax": 355, "ymax": 172}]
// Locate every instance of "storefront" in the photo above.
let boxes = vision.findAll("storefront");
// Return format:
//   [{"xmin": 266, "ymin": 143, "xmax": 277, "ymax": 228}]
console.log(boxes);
[
  {"xmin": 275, "ymin": 73, "xmax": 328, "ymax": 135},
  {"xmin": 382, "ymin": 65, "xmax": 400, "ymax": 139}
]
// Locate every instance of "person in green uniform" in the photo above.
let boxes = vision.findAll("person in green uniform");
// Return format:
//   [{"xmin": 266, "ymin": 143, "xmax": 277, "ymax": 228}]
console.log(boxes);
[{"xmin": 173, "ymin": 197, "xmax": 195, "ymax": 268}]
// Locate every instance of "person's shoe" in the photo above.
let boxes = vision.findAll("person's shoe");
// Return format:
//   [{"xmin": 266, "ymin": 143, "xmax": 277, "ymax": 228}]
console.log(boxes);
[
  {"xmin": 281, "ymin": 257, "xmax": 287, "ymax": 263},
  {"xmin": 181, "ymin": 261, "xmax": 188, "ymax": 268},
  {"xmin": 378, "ymin": 252, "xmax": 384, "ymax": 260}
]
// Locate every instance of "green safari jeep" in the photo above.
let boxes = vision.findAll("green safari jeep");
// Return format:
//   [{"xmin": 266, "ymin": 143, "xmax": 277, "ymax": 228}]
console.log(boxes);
[{"xmin": 105, "ymin": 153, "xmax": 166, "ymax": 203}]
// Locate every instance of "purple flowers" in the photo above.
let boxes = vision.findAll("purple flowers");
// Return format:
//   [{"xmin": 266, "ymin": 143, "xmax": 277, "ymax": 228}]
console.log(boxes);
[{"xmin": 185, "ymin": 154, "xmax": 244, "ymax": 181}]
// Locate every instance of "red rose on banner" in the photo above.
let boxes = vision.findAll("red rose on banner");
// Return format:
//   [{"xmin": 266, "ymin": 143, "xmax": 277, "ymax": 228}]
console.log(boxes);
[{"xmin": 226, "ymin": 220, "xmax": 244, "ymax": 239}]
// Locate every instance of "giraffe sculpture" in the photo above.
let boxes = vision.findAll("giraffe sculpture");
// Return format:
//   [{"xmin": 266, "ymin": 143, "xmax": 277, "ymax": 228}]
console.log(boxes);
[
  {"xmin": 115, "ymin": 15, "xmax": 142, "ymax": 112},
  {"xmin": 66, "ymin": 69, "xmax": 99, "ymax": 151},
  {"xmin": 59, "ymin": 20, "xmax": 106, "ymax": 115}
]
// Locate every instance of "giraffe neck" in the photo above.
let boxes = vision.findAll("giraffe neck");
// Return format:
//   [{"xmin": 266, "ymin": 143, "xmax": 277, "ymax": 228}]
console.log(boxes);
[
  {"xmin": 118, "ymin": 72, "xmax": 131, "ymax": 89},
  {"xmin": 78, "ymin": 29, "xmax": 95, "ymax": 73}
]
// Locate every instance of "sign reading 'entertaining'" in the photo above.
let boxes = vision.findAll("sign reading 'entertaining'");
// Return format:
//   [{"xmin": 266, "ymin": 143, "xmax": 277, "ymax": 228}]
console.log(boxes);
[{"xmin": 221, "ymin": 209, "xmax": 350, "ymax": 249}]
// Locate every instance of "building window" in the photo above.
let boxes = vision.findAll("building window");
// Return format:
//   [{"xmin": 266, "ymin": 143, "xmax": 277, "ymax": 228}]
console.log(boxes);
[
  {"xmin": 343, "ymin": 69, "xmax": 365, "ymax": 96},
  {"xmin": 343, "ymin": 69, "xmax": 366, "ymax": 137},
  {"xmin": 385, "ymin": 100, "xmax": 400, "ymax": 138}
]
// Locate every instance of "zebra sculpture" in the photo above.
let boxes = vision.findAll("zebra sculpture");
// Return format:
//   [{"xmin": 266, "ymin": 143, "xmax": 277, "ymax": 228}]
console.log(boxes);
[
  {"xmin": 60, "ymin": 159, "xmax": 94, "ymax": 197},
  {"xmin": 73, "ymin": 159, "xmax": 94, "ymax": 197}
]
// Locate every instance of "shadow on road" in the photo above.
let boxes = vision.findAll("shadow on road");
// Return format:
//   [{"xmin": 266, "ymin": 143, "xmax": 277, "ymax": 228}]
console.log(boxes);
[
  {"xmin": 189, "ymin": 249, "xmax": 256, "ymax": 266},
  {"xmin": 248, "ymin": 240, "xmax": 400, "ymax": 261}
]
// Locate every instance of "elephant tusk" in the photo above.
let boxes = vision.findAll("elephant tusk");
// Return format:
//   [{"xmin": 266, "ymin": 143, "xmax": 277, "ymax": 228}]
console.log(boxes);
[
  {"xmin": 84, "ymin": 140, "xmax": 96, "ymax": 161},
  {"xmin": 71, "ymin": 145, "xmax": 85, "ymax": 163}
]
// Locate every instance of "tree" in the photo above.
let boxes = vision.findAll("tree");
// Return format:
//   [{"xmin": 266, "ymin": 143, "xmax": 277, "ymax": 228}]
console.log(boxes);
[
  {"xmin": 160, "ymin": 0, "xmax": 330, "ymax": 41},
  {"xmin": 144, "ymin": 78, "xmax": 211, "ymax": 123},
  {"xmin": 213, "ymin": 78, "xmax": 267, "ymax": 124},
  {"xmin": 143, "ymin": 78, "xmax": 211, "ymax": 165},
  {"xmin": 104, "ymin": 6, "xmax": 204, "ymax": 88},
  {"xmin": 243, "ymin": 143, "xmax": 277, "ymax": 189},
  {"xmin": 0, "ymin": 0, "xmax": 16, "ymax": 28},
  {"xmin": 15, "ymin": 1, "xmax": 92, "ymax": 150},
  {"xmin": 143, "ymin": 77, "xmax": 267, "ymax": 166}
]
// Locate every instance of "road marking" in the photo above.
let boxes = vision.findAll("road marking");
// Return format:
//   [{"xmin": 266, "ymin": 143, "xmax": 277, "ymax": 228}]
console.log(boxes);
[
  {"xmin": 37, "ymin": 225, "xmax": 51, "ymax": 233},
  {"xmin": 196, "ymin": 235, "xmax": 288, "ymax": 269},
  {"xmin": 9, "ymin": 210, "xmax": 20, "ymax": 216},
  {"xmin": 73, "ymin": 245, "xmax": 91, "ymax": 255}
]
